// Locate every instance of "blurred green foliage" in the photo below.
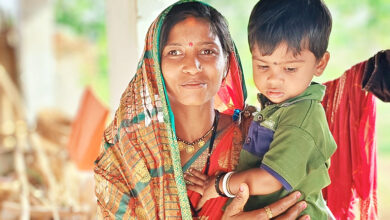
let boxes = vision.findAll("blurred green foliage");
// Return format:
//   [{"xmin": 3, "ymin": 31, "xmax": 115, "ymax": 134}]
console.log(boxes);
[{"xmin": 55, "ymin": 0, "xmax": 109, "ymax": 104}]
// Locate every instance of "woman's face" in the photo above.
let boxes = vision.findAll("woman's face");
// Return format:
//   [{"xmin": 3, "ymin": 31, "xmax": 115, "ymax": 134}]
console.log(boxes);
[{"xmin": 161, "ymin": 17, "xmax": 227, "ymax": 107}]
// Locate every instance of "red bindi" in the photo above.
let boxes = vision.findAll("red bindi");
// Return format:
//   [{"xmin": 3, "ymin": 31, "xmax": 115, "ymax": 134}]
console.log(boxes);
[{"xmin": 189, "ymin": 42, "xmax": 193, "ymax": 47}]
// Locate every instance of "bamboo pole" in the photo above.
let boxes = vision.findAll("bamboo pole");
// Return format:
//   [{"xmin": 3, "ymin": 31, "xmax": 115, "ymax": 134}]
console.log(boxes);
[
  {"xmin": 14, "ymin": 131, "xmax": 30, "ymax": 220},
  {"xmin": 0, "ymin": 65, "xmax": 24, "ymax": 118},
  {"xmin": 1, "ymin": 65, "xmax": 31, "ymax": 219},
  {"xmin": 30, "ymin": 133, "xmax": 59, "ymax": 220}
]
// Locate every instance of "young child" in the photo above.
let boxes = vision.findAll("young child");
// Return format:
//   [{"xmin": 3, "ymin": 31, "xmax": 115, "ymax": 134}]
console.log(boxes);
[{"xmin": 198, "ymin": 0, "xmax": 337, "ymax": 218}]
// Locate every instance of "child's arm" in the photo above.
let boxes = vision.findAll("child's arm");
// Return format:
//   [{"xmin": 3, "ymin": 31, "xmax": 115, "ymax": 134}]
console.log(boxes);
[
  {"xmin": 227, "ymin": 168, "xmax": 283, "ymax": 195},
  {"xmin": 188, "ymin": 168, "xmax": 283, "ymax": 210}
]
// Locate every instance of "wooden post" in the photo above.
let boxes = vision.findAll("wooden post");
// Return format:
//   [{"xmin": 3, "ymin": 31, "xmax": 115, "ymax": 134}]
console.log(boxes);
[
  {"xmin": 17, "ymin": 0, "xmax": 55, "ymax": 124},
  {"xmin": 105, "ymin": 0, "xmax": 138, "ymax": 112}
]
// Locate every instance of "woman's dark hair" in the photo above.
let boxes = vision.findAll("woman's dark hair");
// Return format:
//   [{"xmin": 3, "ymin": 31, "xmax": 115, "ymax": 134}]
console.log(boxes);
[
  {"xmin": 248, "ymin": 0, "xmax": 332, "ymax": 60},
  {"xmin": 159, "ymin": 2, "xmax": 233, "ymax": 57}
]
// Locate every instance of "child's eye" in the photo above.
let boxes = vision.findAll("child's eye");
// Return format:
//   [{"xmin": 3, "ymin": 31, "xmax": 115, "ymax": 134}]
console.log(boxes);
[
  {"xmin": 167, "ymin": 50, "xmax": 182, "ymax": 56},
  {"xmin": 285, "ymin": 67, "xmax": 297, "ymax": 72},
  {"xmin": 257, "ymin": 65, "xmax": 269, "ymax": 71}
]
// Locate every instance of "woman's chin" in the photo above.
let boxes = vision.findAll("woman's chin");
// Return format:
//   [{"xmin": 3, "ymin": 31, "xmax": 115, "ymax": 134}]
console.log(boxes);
[{"xmin": 172, "ymin": 97, "xmax": 212, "ymax": 108}]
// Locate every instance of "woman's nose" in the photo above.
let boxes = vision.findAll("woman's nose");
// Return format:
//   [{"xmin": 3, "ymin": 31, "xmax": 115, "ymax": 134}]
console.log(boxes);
[{"xmin": 182, "ymin": 55, "xmax": 202, "ymax": 74}]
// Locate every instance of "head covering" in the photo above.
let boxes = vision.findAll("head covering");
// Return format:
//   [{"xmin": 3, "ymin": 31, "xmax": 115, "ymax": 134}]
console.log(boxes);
[{"xmin": 94, "ymin": 1, "xmax": 246, "ymax": 219}]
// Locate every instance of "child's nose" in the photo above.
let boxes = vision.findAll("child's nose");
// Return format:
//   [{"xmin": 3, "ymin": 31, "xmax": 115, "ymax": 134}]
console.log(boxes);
[{"xmin": 267, "ymin": 71, "xmax": 282, "ymax": 83}]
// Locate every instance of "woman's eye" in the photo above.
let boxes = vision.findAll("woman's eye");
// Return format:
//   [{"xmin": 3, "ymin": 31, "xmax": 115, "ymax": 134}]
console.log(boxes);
[
  {"xmin": 167, "ymin": 50, "xmax": 182, "ymax": 56},
  {"xmin": 200, "ymin": 49, "xmax": 214, "ymax": 55}
]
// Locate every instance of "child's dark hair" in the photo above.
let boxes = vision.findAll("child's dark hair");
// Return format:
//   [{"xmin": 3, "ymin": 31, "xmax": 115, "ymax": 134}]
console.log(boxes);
[
  {"xmin": 248, "ymin": 0, "xmax": 332, "ymax": 60},
  {"xmin": 160, "ymin": 2, "xmax": 233, "ymax": 57}
]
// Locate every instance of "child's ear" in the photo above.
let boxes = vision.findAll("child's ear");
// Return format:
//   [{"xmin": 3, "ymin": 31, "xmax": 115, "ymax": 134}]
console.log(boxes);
[{"xmin": 314, "ymin": 51, "xmax": 330, "ymax": 77}]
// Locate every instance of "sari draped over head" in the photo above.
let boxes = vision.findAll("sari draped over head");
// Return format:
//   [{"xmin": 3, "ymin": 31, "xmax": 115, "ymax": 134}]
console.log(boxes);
[
  {"xmin": 322, "ymin": 50, "xmax": 390, "ymax": 220},
  {"xmin": 93, "ymin": 0, "xmax": 246, "ymax": 219}
]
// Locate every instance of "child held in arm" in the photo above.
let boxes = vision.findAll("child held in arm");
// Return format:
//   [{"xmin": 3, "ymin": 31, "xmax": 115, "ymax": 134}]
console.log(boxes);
[{"xmin": 196, "ymin": 0, "xmax": 337, "ymax": 219}]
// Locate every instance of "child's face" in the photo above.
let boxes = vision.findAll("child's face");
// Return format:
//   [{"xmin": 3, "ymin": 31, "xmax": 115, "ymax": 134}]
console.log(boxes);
[{"xmin": 251, "ymin": 42, "xmax": 329, "ymax": 104}]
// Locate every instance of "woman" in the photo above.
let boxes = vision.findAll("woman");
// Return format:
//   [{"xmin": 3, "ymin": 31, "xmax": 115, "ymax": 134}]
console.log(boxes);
[{"xmin": 94, "ymin": 1, "xmax": 308, "ymax": 219}]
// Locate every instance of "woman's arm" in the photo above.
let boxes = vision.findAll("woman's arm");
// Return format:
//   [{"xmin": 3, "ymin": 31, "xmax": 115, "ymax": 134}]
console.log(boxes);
[
  {"xmin": 223, "ymin": 183, "xmax": 309, "ymax": 220},
  {"xmin": 185, "ymin": 172, "xmax": 309, "ymax": 219}
]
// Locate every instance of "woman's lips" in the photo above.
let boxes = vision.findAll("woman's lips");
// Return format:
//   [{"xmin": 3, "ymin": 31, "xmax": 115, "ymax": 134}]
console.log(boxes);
[{"xmin": 181, "ymin": 81, "xmax": 207, "ymax": 89}]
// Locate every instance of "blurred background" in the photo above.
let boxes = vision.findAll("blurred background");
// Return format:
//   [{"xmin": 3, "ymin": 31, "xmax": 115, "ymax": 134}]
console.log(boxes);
[{"xmin": 0, "ymin": 0, "xmax": 389, "ymax": 219}]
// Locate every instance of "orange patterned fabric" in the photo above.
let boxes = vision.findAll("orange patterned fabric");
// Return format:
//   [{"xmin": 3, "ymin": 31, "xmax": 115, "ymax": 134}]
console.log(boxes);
[{"xmin": 94, "ymin": 3, "xmax": 191, "ymax": 218}]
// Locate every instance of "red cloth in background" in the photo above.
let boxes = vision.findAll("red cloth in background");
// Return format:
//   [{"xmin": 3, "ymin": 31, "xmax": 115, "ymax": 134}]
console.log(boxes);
[
  {"xmin": 67, "ymin": 88, "xmax": 109, "ymax": 170},
  {"xmin": 322, "ymin": 61, "xmax": 377, "ymax": 220}
]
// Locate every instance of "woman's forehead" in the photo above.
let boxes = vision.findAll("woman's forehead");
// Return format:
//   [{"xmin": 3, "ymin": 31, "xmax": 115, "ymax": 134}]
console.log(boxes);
[{"xmin": 166, "ymin": 17, "xmax": 220, "ymax": 45}]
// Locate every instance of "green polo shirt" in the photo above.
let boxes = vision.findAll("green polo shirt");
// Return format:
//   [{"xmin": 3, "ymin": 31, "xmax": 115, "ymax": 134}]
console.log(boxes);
[{"xmin": 236, "ymin": 82, "xmax": 337, "ymax": 219}]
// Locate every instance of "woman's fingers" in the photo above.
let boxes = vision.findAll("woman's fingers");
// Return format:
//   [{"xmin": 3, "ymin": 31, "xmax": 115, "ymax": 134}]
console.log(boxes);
[
  {"xmin": 184, "ymin": 169, "xmax": 208, "ymax": 195},
  {"xmin": 267, "ymin": 191, "xmax": 303, "ymax": 218},
  {"xmin": 184, "ymin": 173, "xmax": 206, "ymax": 186},
  {"xmin": 189, "ymin": 169, "xmax": 208, "ymax": 181},
  {"xmin": 297, "ymin": 214, "xmax": 310, "ymax": 220},
  {"xmin": 222, "ymin": 187, "xmax": 306, "ymax": 220},
  {"xmin": 279, "ymin": 201, "xmax": 308, "ymax": 220},
  {"xmin": 186, "ymin": 184, "xmax": 204, "ymax": 195},
  {"xmin": 222, "ymin": 183, "xmax": 250, "ymax": 220},
  {"xmin": 239, "ymin": 191, "xmax": 304, "ymax": 220}
]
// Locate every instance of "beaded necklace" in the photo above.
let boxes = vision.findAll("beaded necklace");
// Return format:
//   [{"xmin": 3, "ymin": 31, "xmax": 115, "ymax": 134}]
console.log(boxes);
[{"xmin": 177, "ymin": 126, "xmax": 214, "ymax": 154}]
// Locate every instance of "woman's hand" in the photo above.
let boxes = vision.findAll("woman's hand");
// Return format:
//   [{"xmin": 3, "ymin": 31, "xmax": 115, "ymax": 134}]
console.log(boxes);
[
  {"xmin": 184, "ymin": 169, "xmax": 208, "ymax": 195},
  {"xmin": 222, "ymin": 183, "xmax": 310, "ymax": 220},
  {"xmin": 195, "ymin": 174, "xmax": 219, "ymax": 210},
  {"xmin": 184, "ymin": 169, "xmax": 220, "ymax": 209}
]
